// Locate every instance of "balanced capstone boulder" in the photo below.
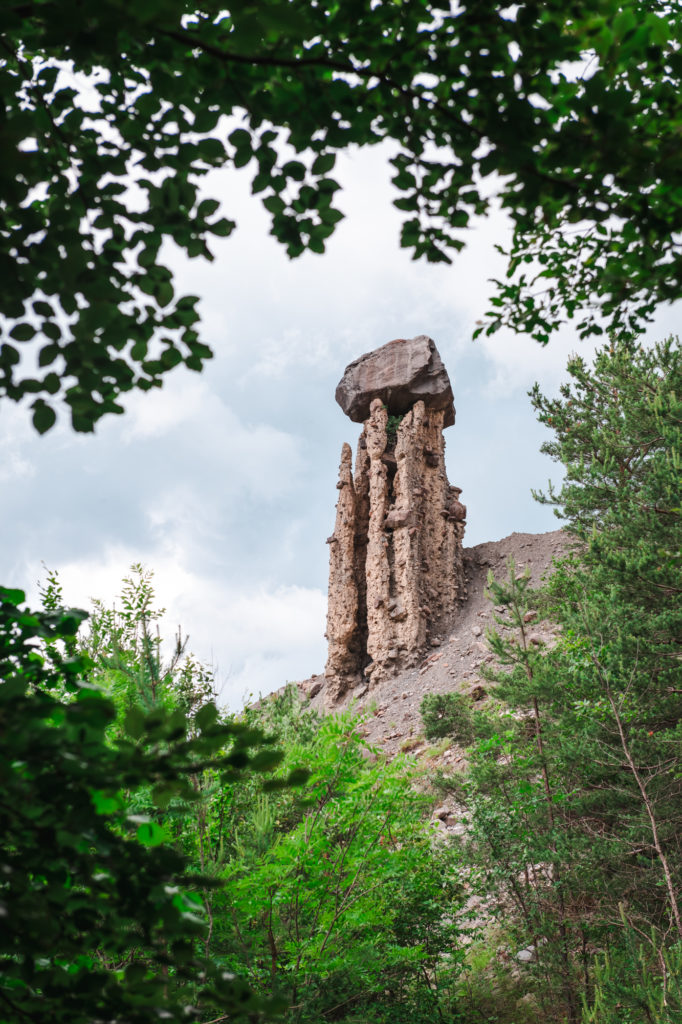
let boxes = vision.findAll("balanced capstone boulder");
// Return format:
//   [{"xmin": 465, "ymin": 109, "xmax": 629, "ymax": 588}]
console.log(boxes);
[{"xmin": 335, "ymin": 335, "xmax": 455, "ymax": 427}]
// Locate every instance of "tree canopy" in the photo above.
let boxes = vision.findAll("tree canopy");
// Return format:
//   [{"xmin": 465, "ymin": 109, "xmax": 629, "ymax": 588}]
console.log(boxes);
[
  {"xmin": 0, "ymin": 585, "xmax": 289, "ymax": 1022},
  {"xmin": 1, "ymin": 0, "xmax": 681, "ymax": 431}
]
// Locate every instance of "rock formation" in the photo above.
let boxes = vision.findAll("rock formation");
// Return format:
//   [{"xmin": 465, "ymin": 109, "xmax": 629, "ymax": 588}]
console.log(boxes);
[
  {"xmin": 335, "ymin": 334, "xmax": 455, "ymax": 426},
  {"xmin": 325, "ymin": 336, "xmax": 466, "ymax": 699}
]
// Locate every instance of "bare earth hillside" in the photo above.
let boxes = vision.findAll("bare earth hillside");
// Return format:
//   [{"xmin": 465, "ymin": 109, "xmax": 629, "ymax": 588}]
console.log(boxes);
[{"xmin": 298, "ymin": 528, "xmax": 571, "ymax": 757}]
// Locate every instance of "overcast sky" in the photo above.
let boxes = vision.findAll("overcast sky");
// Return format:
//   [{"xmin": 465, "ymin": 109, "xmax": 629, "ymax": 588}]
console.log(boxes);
[{"xmin": 2, "ymin": 143, "xmax": 679, "ymax": 707}]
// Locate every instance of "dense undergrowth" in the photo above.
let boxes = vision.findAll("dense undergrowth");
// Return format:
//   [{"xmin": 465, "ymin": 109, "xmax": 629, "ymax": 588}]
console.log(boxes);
[{"xmin": 1, "ymin": 335, "xmax": 680, "ymax": 1023}]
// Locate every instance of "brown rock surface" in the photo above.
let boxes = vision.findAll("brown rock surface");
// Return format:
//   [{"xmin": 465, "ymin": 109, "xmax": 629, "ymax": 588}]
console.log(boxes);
[
  {"xmin": 307, "ymin": 528, "xmax": 573, "ymax": 756},
  {"xmin": 324, "ymin": 443, "xmax": 360, "ymax": 698},
  {"xmin": 325, "ymin": 343, "xmax": 466, "ymax": 697},
  {"xmin": 335, "ymin": 335, "xmax": 455, "ymax": 427}
]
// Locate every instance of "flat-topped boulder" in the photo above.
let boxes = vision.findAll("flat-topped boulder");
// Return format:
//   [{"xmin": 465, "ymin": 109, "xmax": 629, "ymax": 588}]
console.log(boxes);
[{"xmin": 335, "ymin": 335, "xmax": 455, "ymax": 427}]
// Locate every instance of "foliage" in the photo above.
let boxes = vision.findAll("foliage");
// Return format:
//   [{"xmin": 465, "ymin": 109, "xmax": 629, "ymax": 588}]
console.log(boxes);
[
  {"xmin": 420, "ymin": 691, "xmax": 474, "ymax": 744},
  {"xmin": 211, "ymin": 694, "xmax": 466, "ymax": 1024},
  {"xmin": 385, "ymin": 412, "xmax": 404, "ymax": 445},
  {"xmin": 448, "ymin": 335, "xmax": 682, "ymax": 1022},
  {"xmin": 78, "ymin": 563, "xmax": 217, "ymax": 724},
  {"xmin": 2, "ymin": 3, "xmax": 682, "ymax": 430},
  {"xmin": 530, "ymin": 334, "xmax": 681, "ymax": 550},
  {"xmin": 583, "ymin": 924, "xmax": 682, "ymax": 1024},
  {"xmin": 0, "ymin": 586, "xmax": 287, "ymax": 1023}
]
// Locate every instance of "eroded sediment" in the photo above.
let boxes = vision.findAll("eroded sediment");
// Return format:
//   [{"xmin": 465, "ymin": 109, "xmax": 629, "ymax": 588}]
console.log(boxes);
[{"xmin": 325, "ymin": 338, "xmax": 466, "ymax": 698}]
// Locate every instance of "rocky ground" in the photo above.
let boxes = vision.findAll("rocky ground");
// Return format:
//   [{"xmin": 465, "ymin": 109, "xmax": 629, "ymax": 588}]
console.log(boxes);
[{"xmin": 298, "ymin": 528, "xmax": 572, "ymax": 758}]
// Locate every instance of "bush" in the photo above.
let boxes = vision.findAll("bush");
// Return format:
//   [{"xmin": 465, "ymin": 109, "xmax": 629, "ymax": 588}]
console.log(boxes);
[
  {"xmin": 214, "ymin": 704, "xmax": 467, "ymax": 1023},
  {"xmin": 420, "ymin": 691, "xmax": 473, "ymax": 743},
  {"xmin": 583, "ymin": 929, "xmax": 682, "ymax": 1024},
  {"xmin": 0, "ymin": 586, "xmax": 277, "ymax": 1022}
]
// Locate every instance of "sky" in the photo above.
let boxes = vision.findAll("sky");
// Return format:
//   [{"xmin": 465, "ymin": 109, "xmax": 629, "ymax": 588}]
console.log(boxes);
[{"xmin": 2, "ymin": 143, "xmax": 679, "ymax": 708}]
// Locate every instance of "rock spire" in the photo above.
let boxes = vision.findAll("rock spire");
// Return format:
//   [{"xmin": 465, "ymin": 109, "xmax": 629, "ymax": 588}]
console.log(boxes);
[{"xmin": 325, "ymin": 336, "xmax": 466, "ymax": 699}]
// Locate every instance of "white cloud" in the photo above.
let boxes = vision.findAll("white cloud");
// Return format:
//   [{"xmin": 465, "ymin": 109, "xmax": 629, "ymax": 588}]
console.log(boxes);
[
  {"xmin": 0, "ymin": 407, "xmax": 39, "ymax": 482},
  {"xmin": 117, "ymin": 373, "xmax": 305, "ymax": 502},
  {"xmin": 478, "ymin": 327, "xmax": 601, "ymax": 399},
  {"xmin": 0, "ymin": 448, "xmax": 36, "ymax": 484},
  {"xmin": 23, "ymin": 544, "xmax": 326, "ymax": 711}
]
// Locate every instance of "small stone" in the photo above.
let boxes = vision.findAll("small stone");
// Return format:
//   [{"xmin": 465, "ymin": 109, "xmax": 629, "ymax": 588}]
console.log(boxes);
[
  {"xmin": 472, "ymin": 626, "xmax": 482, "ymax": 637},
  {"xmin": 308, "ymin": 680, "xmax": 323, "ymax": 699},
  {"xmin": 385, "ymin": 507, "xmax": 416, "ymax": 529}
]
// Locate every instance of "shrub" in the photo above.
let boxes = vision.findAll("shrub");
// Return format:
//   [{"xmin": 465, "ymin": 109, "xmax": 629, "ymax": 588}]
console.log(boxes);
[{"xmin": 420, "ymin": 691, "xmax": 473, "ymax": 743}]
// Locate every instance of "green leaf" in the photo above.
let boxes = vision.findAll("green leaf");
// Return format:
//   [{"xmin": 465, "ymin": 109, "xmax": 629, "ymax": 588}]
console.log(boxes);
[
  {"xmin": 209, "ymin": 217, "xmax": 235, "ymax": 237},
  {"xmin": 194, "ymin": 702, "xmax": 219, "ymax": 731},
  {"xmin": 10, "ymin": 323, "xmax": 37, "ymax": 342},
  {"xmin": 124, "ymin": 706, "xmax": 146, "ymax": 739},
  {"xmin": 228, "ymin": 128, "xmax": 252, "ymax": 151},
  {"xmin": 91, "ymin": 790, "xmax": 124, "ymax": 815},
  {"xmin": 155, "ymin": 281, "xmax": 174, "ymax": 308},
  {"xmin": 312, "ymin": 152, "xmax": 335, "ymax": 175},
  {"xmin": 263, "ymin": 195, "xmax": 285, "ymax": 215},
  {"xmin": 33, "ymin": 300, "xmax": 54, "ymax": 317},
  {"xmin": 282, "ymin": 160, "xmax": 306, "ymax": 182},
  {"xmin": 136, "ymin": 821, "xmax": 166, "ymax": 847},
  {"xmin": 42, "ymin": 321, "xmax": 62, "ymax": 341},
  {"xmin": 197, "ymin": 198, "xmax": 220, "ymax": 218},
  {"xmin": 31, "ymin": 400, "xmax": 56, "ymax": 434},
  {"xmin": 234, "ymin": 148, "xmax": 251, "ymax": 169}
]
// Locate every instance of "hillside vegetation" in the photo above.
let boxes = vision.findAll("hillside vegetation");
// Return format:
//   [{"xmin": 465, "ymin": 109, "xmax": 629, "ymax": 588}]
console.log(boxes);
[{"xmin": 1, "ymin": 334, "xmax": 680, "ymax": 1023}]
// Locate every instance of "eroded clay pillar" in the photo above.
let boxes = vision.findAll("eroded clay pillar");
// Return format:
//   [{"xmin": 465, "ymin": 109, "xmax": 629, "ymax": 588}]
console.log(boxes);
[{"xmin": 324, "ymin": 335, "xmax": 466, "ymax": 698}]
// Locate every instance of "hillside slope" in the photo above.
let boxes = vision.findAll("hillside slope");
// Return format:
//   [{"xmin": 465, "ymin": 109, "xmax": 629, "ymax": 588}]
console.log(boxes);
[{"xmin": 300, "ymin": 528, "xmax": 571, "ymax": 755}]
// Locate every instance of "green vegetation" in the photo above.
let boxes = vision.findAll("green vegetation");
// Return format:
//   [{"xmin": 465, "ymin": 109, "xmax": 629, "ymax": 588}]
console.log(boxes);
[
  {"xmin": 2, "ymin": 570, "xmax": 468, "ymax": 1023},
  {"xmin": 419, "ymin": 691, "xmax": 474, "ymax": 743},
  {"xmin": 2, "ymin": 0, "xmax": 682, "ymax": 1016},
  {"xmin": 422, "ymin": 334, "xmax": 682, "ymax": 1022},
  {"xmin": 2, "ymin": 1, "xmax": 682, "ymax": 429},
  {"xmin": 2, "ymin": 333, "xmax": 681, "ymax": 1021},
  {"xmin": 221, "ymin": 694, "xmax": 465, "ymax": 1023},
  {"xmin": 385, "ymin": 412, "xmax": 405, "ymax": 445},
  {"xmin": 0, "ymin": 585, "xmax": 284, "ymax": 1022}
]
